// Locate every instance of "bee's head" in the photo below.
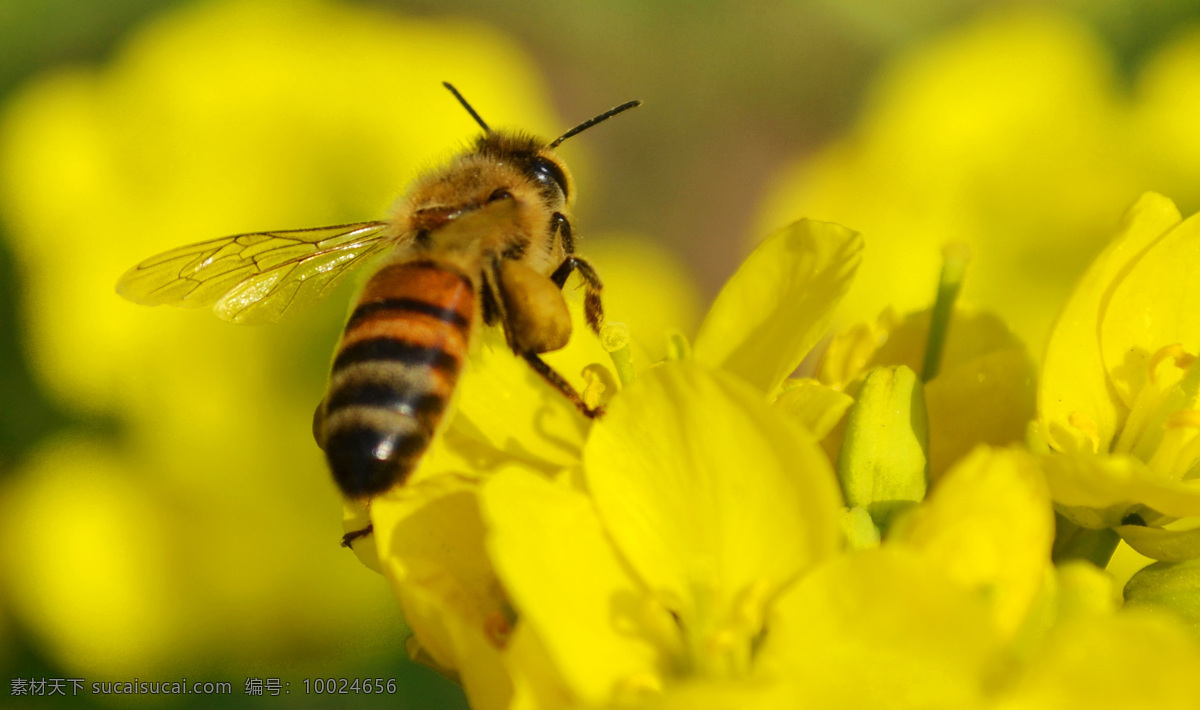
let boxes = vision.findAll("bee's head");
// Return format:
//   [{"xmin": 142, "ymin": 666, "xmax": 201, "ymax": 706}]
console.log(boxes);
[
  {"xmin": 442, "ymin": 82, "xmax": 640, "ymax": 209},
  {"xmin": 472, "ymin": 132, "xmax": 574, "ymax": 206}
]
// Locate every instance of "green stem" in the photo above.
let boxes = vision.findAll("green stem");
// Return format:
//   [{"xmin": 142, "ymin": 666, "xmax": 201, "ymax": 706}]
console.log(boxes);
[
  {"xmin": 921, "ymin": 243, "xmax": 971, "ymax": 382},
  {"xmin": 1051, "ymin": 513, "xmax": 1121, "ymax": 568}
]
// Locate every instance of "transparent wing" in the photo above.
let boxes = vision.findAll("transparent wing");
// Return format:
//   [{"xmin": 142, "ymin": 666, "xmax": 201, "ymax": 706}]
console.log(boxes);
[{"xmin": 116, "ymin": 222, "xmax": 399, "ymax": 324}]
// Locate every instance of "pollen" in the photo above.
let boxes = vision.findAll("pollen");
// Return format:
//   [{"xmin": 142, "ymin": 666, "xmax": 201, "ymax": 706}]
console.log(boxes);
[
  {"xmin": 581, "ymin": 363, "xmax": 618, "ymax": 410},
  {"xmin": 482, "ymin": 610, "xmax": 512, "ymax": 649}
]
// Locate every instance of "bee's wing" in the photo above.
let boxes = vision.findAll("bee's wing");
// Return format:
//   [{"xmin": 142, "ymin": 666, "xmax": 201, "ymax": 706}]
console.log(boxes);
[{"xmin": 116, "ymin": 221, "xmax": 399, "ymax": 324}]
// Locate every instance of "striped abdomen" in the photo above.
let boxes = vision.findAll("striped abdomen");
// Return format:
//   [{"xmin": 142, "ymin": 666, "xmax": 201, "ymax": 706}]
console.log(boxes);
[{"xmin": 318, "ymin": 261, "xmax": 475, "ymax": 498}]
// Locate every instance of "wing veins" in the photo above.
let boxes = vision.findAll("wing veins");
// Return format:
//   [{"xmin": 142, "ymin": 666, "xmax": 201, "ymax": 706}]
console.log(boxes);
[{"xmin": 118, "ymin": 221, "xmax": 396, "ymax": 320}]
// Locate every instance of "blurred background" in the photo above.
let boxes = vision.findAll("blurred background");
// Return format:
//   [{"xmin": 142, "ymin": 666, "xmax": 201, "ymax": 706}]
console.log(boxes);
[{"xmin": 3, "ymin": 0, "xmax": 1200, "ymax": 706}]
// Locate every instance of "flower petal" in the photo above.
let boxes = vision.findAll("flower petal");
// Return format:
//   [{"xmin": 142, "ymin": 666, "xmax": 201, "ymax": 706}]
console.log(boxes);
[
  {"xmin": 371, "ymin": 473, "xmax": 513, "ymax": 710},
  {"xmin": 758, "ymin": 548, "xmax": 1003, "ymax": 709},
  {"xmin": 584, "ymin": 361, "xmax": 843, "ymax": 633},
  {"xmin": 925, "ymin": 347, "xmax": 1037, "ymax": 480},
  {"xmin": 452, "ymin": 295, "xmax": 605, "ymax": 469},
  {"xmin": 891, "ymin": 446, "xmax": 1054, "ymax": 637},
  {"xmin": 694, "ymin": 219, "xmax": 862, "ymax": 395},
  {"xmin": 1040, "ymin": 192, "xmax": 1183, "ymax": 453},
  {"xmin": 1100, "ymin": 207, "xmax": 1200, "ymax": 407},
  {"xmin": 996, "ymin": 612, "xmax": 1200, "ymax": 709},
  {"xmin": 503, "ymin": 623, "xmax": 577, "ymax": 710},
  {"xmin": 481, "ymin": 467, "xmax": 662, "ymax": 706},
  {"xmin": 772, "ymin": 378, "xmax": 853, "ymax": 440},
  {"xmin": 1040, "ymin": 452, "xmax": 1200, "ymax": 527}
]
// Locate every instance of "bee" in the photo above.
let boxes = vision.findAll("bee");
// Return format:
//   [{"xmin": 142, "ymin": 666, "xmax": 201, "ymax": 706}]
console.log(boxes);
[{"xmin": 116, "ymin": 82, "xmax": 641, "ymax": 517}]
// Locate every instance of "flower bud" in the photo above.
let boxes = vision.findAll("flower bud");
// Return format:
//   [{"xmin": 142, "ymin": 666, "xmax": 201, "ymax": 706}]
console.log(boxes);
[
  {"xmin": 836, "ymin": 365, "xmax": 930, "ymax": 531},
  {"xmin": 1124, "ymin": 558, "xmax": 1200, "ymax": 637}
]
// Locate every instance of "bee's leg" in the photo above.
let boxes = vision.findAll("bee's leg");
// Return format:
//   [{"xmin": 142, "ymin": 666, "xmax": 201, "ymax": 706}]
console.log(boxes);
[
  {"xmin": 551, "ymin": 212, "xmax": 575, "ymax": 254},
  {"xmin": 488, "ymin": 256, "xmax": 601, "ymax": 418},
  {"xmin": 341, "ymin": 524, "xmax": 374, "ymax": 549},
  {"xmin": 549, "ymin": 256, "xmax": 604, "ymax": 334},
  {"xmin": 482, "ymin": 257, "xmax": 516, "ymax": 351},
  {"xmin": 480, "ymin": 277, "xmax": 502, "ymax": 327},
  {"xmin": 521, "ymin": 352, "xmax": 604, "ymax": 419}
]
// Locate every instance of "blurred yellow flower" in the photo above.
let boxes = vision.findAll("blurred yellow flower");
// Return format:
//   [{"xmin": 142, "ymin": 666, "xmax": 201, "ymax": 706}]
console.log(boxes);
[
  {"xmin": 890, "ymin": 446, "xmax": 1055, "ymax": 639},
  {"xmin": 758, "ymin": 547, "xmax": 1005, "ymax": 709},
  {"xmin": 0, "ymin": 0, "xmax": 566, "ymax": 680},
  {"xmin": 758, "ymin": 7, "xmax": 1200, "ymax": 351},
  {"xmin": 993, "ymin": 611, "xmax": 1200, "ymax": 709}
]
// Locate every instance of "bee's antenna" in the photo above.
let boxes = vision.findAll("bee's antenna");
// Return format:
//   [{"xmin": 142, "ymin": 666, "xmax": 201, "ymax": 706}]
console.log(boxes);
[
  {"xmin": 549, "ymin": 99, "xmax": 642, "ymax": 148},
  {"xmin": 442, "ymin": 82, "xmax": 490, "ymax": 133}
]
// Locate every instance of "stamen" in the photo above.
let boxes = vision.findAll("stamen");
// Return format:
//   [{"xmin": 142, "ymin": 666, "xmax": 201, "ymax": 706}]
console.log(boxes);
[
  {"xmin": 841, "ymin": 506, "xmax": 882, "ymax": 549},
  {"xmin": 612, "ymin": 673, "xmax": 662, "ymax": 704},
  {"xmin": 1113, "ymin": 375, "xmax": 1164, "ymax": 455},
  {"xmin": 1113, "ymin": 345, "xmax": 1197, "ymax": 457},
  {"xmin": 1148, "ymin": 344, "xmax": 1191, "ymax": 384},
  {"xmin": 1068, "ymin": 412, "xmax": 1101, "ymax": 454},
  {"xmin": 1168, "ymin": 410, "xmax": 1200, "ymax": 429},
  {"xmin": 921, "ymin": 242, "xmax": 971, "ymax": 382},
  {"xmin": 601, "ymin": 322, "xmax": 636, "ymax": 386},
  {"xmin": 666, "ymin": 332, "xmax": 692, "ymax": 362},
  {"xmin": 1165, "ymin": 410, "xmax": 1200, "ymax": 480},
  {"xmin": 1130, "ymin": 350, "xmax": 1200, "ymax": 462}
]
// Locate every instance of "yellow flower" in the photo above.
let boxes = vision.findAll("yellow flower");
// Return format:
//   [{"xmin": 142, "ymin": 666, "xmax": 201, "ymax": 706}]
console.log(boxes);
[
  {"xmin": 1037, "ymin": 193, "xmax": 1200, "ymax": 558},
  {"xmin": 365, "ymin": 217, "xmax": 860, "ymax": 704},
  {"xmin": 482, "ymin": 362, "xmax": 843, "ymax": 706},
  {"xmin": 762, "ymin": 447, "xmax": 1200, "ymax": 709}
]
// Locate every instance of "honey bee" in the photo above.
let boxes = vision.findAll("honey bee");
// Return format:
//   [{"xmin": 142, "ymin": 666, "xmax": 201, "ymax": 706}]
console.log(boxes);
[{"xmin": 117, "ymin": 83, "xmax": 640, "ymax": 515}]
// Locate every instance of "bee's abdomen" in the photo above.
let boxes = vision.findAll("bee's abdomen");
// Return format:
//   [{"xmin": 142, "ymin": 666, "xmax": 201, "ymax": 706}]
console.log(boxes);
[{"xmin": 320, "ymin": 261, "xmax": 474, "ymax": 498}]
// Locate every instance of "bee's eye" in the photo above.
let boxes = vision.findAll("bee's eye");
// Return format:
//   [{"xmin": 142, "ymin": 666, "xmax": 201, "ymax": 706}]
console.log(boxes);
[
  {"xmin": 488, "ymin": 188, "xmax": 513, "ymax": 203},
  {"xmin": 526, "ymin": 156, "xmax": 569, "ymax": 200}
]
